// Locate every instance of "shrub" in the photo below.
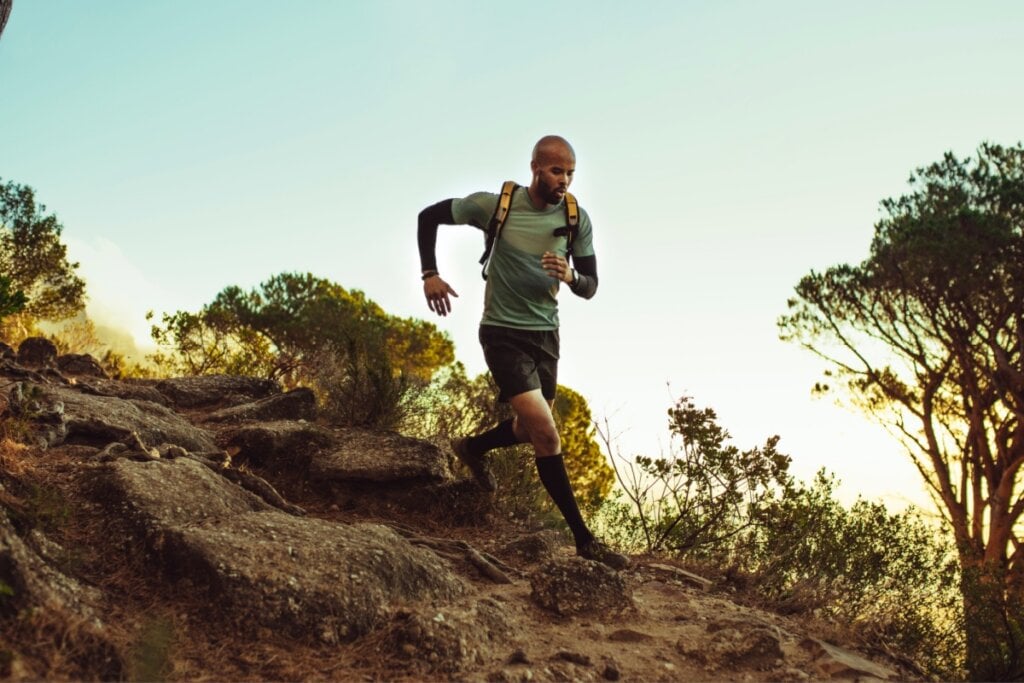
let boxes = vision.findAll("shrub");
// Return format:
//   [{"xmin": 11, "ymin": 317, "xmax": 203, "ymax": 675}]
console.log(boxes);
[
  {"xmin": 597, "ymin": 395, "xmax": 791, "ymax": 556},
  {"xmin": 306, "ymin": 332, "xmax": 420, "ymax": 431},
  {"xmin": 738, "ymin": 471, "xmax": 963, "ymax": 678},
  {"xmin": 595, "ymin": 396, "xmax": 965, "ymax": 678}
]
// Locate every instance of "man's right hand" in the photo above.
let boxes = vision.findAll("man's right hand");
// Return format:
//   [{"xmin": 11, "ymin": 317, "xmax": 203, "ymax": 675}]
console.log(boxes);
[{"xmin": 424, "ymin": 275, "xmax": 459, "ymax": 316}]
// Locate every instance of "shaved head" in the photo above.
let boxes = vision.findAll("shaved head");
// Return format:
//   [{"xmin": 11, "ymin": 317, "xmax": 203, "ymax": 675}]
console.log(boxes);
[
  {"xmin": 528, "ymin": 135, "xmax": 576, "ymax": 207},
  {"xmin": 532, "ymin": 135, "xmax": 576, "ymax": 164}
]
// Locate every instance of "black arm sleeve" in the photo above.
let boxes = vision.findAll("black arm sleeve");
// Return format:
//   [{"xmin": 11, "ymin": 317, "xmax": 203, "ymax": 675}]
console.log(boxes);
[
  {"xmin": 417, "ymin": 199, "xmax": 456, "ymax": 272},
  {"xmin": 569, "ymin": 254, "xmax": 598, "ymax": 299}
]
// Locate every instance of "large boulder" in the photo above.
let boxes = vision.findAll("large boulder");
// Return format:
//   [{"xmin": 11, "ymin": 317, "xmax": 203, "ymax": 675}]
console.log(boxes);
[
  {"xmin": 92, "ymin": 457, "xmax": 465, "ymax": 643},
  {"xmin": 149, "ymin": 375, "xmax": 281, "ymax": 409},
  {"xmin": 223, "ymin": 420, "xmax": 334, "ymax": 470},
  {"xmin": 16, "ymin": 337, "xmax": 57, "ymax": 368},
  {"xmin": 11, "ymin": 382, "xmax": 217, "ymax": 452},
  {"xmin": 56, "ymin": 353, "xmax": 108, "ymax": 378},
  {"xmin": 529, "ymin": 558, "xmax": 634, "ymax": 617},
  {"xmin": 501, "ymin": 531, "xmax": 563, "ymax": 565},
  {"xmin": 310, "ymin": 429, "xmax": 453, "ymax": 486}
]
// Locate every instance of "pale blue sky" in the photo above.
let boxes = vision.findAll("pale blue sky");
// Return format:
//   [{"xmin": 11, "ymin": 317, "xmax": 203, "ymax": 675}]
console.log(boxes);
[{"xmin": 2, "ymin": 1, "xmax": 1022, "ymax": 508}]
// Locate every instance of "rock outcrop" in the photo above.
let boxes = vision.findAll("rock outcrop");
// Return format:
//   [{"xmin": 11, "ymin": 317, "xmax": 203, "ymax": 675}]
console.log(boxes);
[
  {"xmin": 223, "ymin": 419, "xmax": 334, "ymax": 470},
  {"xmin": 93, "ymin": 457, "xmax": 464, "ymax": 643},
  {"xmin": 0, "ymin": 506, "xmax": 123, "ymax": 679},
  {"xmin": 8, "ymin": 381, "xmax": 218, "ymax": 451},
  {"xmin": 310, "ymin": 428, "xmax": 453, "ymax": 485},
  {"xmin": 0, "ymin": 337, "xmax": 912, "ymax": 682},
  {"xmin": 15, "ymin": 337, "xmax": 57, "ymax": 368},
  {"xmin": 203, "ymin": 388, "xmax": 316, "ymax": 424},
  {"xmin": 148, "ymin": 374, "xmax": 280, "ymax": 409}
]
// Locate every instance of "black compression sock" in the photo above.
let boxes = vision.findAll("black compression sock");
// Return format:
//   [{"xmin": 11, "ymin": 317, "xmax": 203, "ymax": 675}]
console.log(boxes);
[
  {"xmin": 467, "ymin": 419, "xmax": 520, "ymax": 456},
  {"xmin": 535, "ymin": 454, "xmax": 594, "ymax": 549}
]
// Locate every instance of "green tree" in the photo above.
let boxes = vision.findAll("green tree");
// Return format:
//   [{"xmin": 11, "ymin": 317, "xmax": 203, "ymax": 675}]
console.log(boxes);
[
  {"xmin": 150, "ymin": 272, "xmax": 455, "ymax": 429},
  {"xmin": 0, "ymin": 276, "xmax": 27, "ymax": 322},
  {"xmin": 0, "ymin": 179, "xmax": 86, "ymax": 339},
  {"xmin": 553, "ymin": 385, "xmax": 614, "ymax": 508},
  {"xmin": 404, "ymin": 368, "xmax": 614, "ymax": 514},
  {"xmin": 779, "ymin": 142, "xmax": 1024, "ymax": 681},
  {"xmin": 150, "ymin": 271, "xmax": 454, "ymax": 384}
]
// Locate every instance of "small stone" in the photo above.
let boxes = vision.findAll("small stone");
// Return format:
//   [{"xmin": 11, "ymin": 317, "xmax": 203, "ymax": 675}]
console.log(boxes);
[
  {"xmin": 554, "ymin": 651, "xmax": 591, "ymax": 666},
  {"xmin": 602, "ymin": 663, "xmax": 621, "ymax": 681},
  {"xmin": 608, "ymin": 628, "xmax": 653, "ymax": 642},
  {"xmin": 508, "ymin": 649, "xmax": 531, "ymax": 665}
]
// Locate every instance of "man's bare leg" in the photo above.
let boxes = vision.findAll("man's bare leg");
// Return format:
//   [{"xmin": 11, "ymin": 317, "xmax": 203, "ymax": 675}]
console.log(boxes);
[
  {"xmin": 508, "ymin": 389, "xmax": 630, "ymax": 569},
  {"xmin": 508, "ymin": 389, "xmax": 595, "ymax": 549}
]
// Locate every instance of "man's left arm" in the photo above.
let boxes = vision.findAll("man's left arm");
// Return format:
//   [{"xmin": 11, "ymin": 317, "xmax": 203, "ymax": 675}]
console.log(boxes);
[
  {"xmin": 568, "ymin": 208, "xmax": 598, "ymax": 299},
  {"xmin": 568, "ymin": 254, "xmax": 598, "ymax": 299}
]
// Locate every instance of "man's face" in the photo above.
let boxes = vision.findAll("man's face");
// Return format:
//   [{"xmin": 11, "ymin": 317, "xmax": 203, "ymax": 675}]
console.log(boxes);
[{"xmin": 531, "ymin": 147, "xmax": 576, "ymax": 205}]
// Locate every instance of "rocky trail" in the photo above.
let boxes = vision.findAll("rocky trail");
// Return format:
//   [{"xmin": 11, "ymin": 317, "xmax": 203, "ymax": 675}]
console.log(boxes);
[{"xmin": 0, "ymin": 337, "xmax": 911, "ymax": 681}]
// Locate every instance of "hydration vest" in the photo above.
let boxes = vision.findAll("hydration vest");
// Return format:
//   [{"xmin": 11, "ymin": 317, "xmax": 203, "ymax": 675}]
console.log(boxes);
[{"xmin": 478, "ymin": 180, "xmax": 579, "ymax": 279}]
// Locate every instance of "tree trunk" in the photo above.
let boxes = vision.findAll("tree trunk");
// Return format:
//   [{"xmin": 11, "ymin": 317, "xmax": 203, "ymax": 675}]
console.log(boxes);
[{"xmin": 960, "ymin": 555, "xmax": 1023, "ymax": 681}]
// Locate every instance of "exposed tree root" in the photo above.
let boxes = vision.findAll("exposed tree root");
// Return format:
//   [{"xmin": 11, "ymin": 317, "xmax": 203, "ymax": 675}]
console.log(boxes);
[{"xmin": 387, "ymin": 523, "xmax": 517, "ymax": 584}]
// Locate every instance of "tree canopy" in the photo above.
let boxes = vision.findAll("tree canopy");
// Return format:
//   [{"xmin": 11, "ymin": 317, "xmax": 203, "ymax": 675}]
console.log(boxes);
[
  {"xmin": 779, "ymin": 142, "xmax": 1023, "ymax": 681},
  {"xmin": 0, "ymin": 178, "xmax": 86, "ymax": 336},
  {"xmin": 0, "ymin": 275, "xmax": 27, "ymax": 322},
  {"xmin": 150, "ymin": 271, "xmax": 454, "ymax": 385}
]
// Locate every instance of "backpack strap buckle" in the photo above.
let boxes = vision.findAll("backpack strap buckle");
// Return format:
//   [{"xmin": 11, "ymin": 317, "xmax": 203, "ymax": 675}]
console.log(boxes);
[{"xmin": 480, "ymin": 180, "xmax": 519, "ymax": 279}]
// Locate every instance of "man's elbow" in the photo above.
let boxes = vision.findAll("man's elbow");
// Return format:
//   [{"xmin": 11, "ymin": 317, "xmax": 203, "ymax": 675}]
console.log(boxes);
[{"xmin": 419, "ymin": 199, "xmax": 454, "ymax": 226}]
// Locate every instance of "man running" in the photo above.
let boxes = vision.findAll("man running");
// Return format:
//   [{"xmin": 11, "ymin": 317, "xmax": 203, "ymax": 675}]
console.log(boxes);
[{"xmin": 416, "ymin": 135, "xmax": 628, "ymax": 570}]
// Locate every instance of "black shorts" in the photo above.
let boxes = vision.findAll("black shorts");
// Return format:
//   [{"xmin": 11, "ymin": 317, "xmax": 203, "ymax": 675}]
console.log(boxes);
[{"xmin": 478, "ymin": 325, "xmax": 559, "ymax": 402}]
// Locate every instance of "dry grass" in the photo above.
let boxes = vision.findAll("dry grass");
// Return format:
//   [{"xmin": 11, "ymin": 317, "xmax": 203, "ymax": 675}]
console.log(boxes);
[{"xmin": 0, "ymin": 437, "xmax": 33, "ymax": 478}]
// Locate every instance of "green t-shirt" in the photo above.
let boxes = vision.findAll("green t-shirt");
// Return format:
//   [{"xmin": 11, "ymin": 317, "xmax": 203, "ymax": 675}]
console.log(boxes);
[{"xmin": 452, "ymin": 187, "xmax": 595, "ymax": 330}]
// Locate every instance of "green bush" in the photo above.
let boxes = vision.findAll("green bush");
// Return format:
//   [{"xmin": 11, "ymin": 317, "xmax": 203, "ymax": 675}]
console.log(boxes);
[
  {"xmin": 598, "ymin": 395, "xmax": 791, "ymax": 556},
  {"xmin": 306, "ymin": 329, "xmax": 420, "ymax": 431},
  {"xmin": 402, "ymin": 364, "xmax": 613, "ymax": 528},
  {"xmin": 595, "ymin": 396, "xmax": 964, "ymax": 679},
  {"xmin": 0, "ymin": 275, "xmax": 27, "ymax": 323},
  {"xmin": 740, "ymin": 471, "xmax": 963, "ymax": 679}
]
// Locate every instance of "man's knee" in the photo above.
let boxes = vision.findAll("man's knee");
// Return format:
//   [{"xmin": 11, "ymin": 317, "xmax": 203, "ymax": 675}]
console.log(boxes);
[
  {"xmin": 535, "ymin": 428, "xmax": 561, "ymax": 456},
  {"xmin": 520, "ymin": 416, "xmax": 560, "ymax": 455},
  {"xmin": 509, "ymin": 390, "xmax": 561, "ymax": 455}
]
